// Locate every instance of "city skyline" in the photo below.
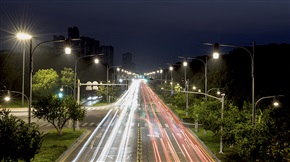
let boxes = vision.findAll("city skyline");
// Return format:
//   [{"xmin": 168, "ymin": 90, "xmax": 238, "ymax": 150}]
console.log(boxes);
[{"xmin": 0, "ymin": 0, "xmax": 290, "ymax": 73}]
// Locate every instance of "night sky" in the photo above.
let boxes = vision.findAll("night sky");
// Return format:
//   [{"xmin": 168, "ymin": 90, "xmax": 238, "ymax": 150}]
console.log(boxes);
[{"xmin": 1, "ymin": 0, "xmax": 290, "ymax": 73}]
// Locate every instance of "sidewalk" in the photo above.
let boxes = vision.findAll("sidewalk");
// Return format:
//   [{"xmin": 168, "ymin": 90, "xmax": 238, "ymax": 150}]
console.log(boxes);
[{"xmin": 5, "ymin": 107, "xmax": 31, "ymax": 111}]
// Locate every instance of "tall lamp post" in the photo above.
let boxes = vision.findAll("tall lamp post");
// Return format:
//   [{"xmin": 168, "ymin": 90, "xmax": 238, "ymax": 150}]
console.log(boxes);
[
  {"xmin": 204, "ymin": 42, "xmax": 255, "ymax": 125},
  {"xmin": 27, "ymin": 37, "xmax": 76, "ymax": 124},
  {"xmin": 17, "ymin": 33, "xmax": 32, "ymax": 107},
  {"xmin": 181, "ymin": 90, "xmax": 225, "ymax": 153},
  {"xmin": 159, "ymin": 69, "xmax": 163, "ymax": 84},
  {"xmin": 73, "ymin": 55, "xmax": 100, "ymax": 99},
  {"xmin": 107, "ymin": 65, "xmax": 121, "ymax": 103},
  {"xmin": 191, "ymin": 57, "xmax": 208, "ymax": 99},
  {"xmin": 182, "ymin": 61, "xmax": 189, "ymax": 116},
  {"xmin": 169, "ymin": 66, "xmax": 173, "ymax": 93}
]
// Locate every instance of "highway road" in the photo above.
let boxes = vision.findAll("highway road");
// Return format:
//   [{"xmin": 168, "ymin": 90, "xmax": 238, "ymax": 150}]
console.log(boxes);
[
  {"xmin": 66, "ymin": 79, "xmax": 218, "ymax": 162},
  {"xmin": 10, "ymin": 79, "xmax": 219, "ymax": 162}
]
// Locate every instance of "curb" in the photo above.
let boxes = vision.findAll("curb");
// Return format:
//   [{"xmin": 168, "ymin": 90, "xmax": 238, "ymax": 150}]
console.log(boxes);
[
  {"xmin": 56, "ymin": 129, "xmax": 92, "ymax": 162},
  {"xmin": 169, "ymin": 106, "xmax": 221, "ymax": 162}
]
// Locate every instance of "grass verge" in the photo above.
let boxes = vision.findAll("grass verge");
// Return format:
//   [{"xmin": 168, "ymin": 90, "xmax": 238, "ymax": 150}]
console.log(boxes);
[
  {"xmin": 32, "ymin": 128, "xmax": 86, "ymax": 162},
  {"xmin": 191, "ymin": 127, "xmax": 239, "ymax": 162},
  {"xmin": 93, "ymin": 102, "xmax": 110, "ymax": 106}
]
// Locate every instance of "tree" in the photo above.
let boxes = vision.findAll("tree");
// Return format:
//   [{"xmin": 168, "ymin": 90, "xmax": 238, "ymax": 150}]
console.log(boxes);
[
  {"xmin": 0, "ymin": 108, "xmax": 43, "ymax": 162},
  {"xmin": 61, "ymin": 67, "xmax": 74, "ymax": 94},
  {"xmin": 32, "ymin": 95, "xmax": 86, "ymax": 136},
  {"xmin": 95, "ymin": 85, "xmax": 107, "ymax": 102},
  {"xmin": 64, "ymin": 95, "xmax": 86, "ymax": 131},
  {"xmin": 32, "ymin": 68, "xmax": 59, "ymax": 98}
]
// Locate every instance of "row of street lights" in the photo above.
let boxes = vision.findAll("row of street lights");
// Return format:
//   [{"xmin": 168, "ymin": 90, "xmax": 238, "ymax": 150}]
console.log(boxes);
[
  {"xmin": 145, "ymin": 41, "xmax": 284, "ymax": 153},
  {"xmin": 16, "ymin": 32, "xmax": 126, "ymax": 124},
  {"xmin": 16, "ymin": 32, "xmax": 78, "ymax": 124},
  {"xmin": 151, "ymin": 42, "xmax": 255, "ymax": 123}
]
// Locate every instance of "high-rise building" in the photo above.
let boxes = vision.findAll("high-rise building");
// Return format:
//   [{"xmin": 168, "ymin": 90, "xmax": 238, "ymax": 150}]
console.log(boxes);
[
  {"xmin": 67, "ymin": 26, "xmax": 101, "ymax": 56},
  {"xmin": 122, "ymin": 52, "xmax": 135, "ymax": 71},
  {"xmin": 79, "ymin": 36, "xmax": 100, "ymax": 56},
  {"xmin": 99, "ymin": 45, "xmax": 114, "ymax": 67},
  {"xmin": 68, "ymin": 26, "xmax": 79, "ymax": 39}
]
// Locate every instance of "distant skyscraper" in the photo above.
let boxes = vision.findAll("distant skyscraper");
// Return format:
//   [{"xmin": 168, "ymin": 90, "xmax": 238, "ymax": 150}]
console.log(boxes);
[
  {"xmin": 79, "ymin": 36, "xmax": 100, "ymax": 56},
  {"xmin": 100, "ymin": 45, "xmax": 114, "ymax": 67},
  {"xmin": 122, "ymin": 52, "xmax": 134, "ymax": 71},
  {"xmin": 68, "ymin": 26, "xmax": 79, "ymax": 39},
  {"xmin": 67, "ymin": 26, "xmax": 101, "ymax": 56},
  {"xmin": 67, "ymin": 26, "xmax": 80, "ymax": 54}
]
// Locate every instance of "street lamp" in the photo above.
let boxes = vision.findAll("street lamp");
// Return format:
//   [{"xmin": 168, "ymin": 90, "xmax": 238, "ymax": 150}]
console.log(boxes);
[
  {"xmin": 255, "ymin": 95, "xmax": 284, "ymax": 109},
  {"xmin": 16, "ymin": 33, "xmax": 32, "ymax": 107},
  {"xmin": 27, "ymin": 37, "xmax": 77, "ymax": 124},
  {"xmin": 207, "ymin": 88, "xmax": 224, "ymax": 96},
  {"xmin": 191, "ymin": 57, "xmax": 208, "ymax": 99},
  {"xmin": 182, "ymin": 61, "xmax": 189, "ymax": 116},
  {"xmin": 2, "ymin": 90, "xmax": 30, "ymax": 122},
  {"xmin": 183, "ymin": 61, "xmax": 187, "ymax": 82},
  {"xmin": 204, "ymin": 42, "xmax": 255, "ymax": 125},
  {"xmin": 73, "ymin": 55, "xmax": 100, "ymax": 99},
  {"xmin": 181, "ymin": 90, "xmax": 225, "ymax": 153},
  {"xmin": 107, "ymin": 65, "xmax": 121, "ymax": 103},
  {"xmin": 169, "ymin": 66, "xmax": 173, "ymax": 93},
  {"xmin": 220, "ymin": 93, "xmax": 225, "ymax": 154},
  {"xmin": 178, "ymin": 56, "xmax": 190, "ymax": 117},
  {"xmin": 160, "ymin": 69, "xmax": 163, "ymax": 84}
]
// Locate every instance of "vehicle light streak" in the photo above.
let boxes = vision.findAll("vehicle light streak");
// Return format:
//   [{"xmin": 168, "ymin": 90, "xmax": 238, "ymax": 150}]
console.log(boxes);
[
  {"xmin": 71, "ymin": 80, "xmax": 216, "ymax": 161},
  {"xmin": 141, "ymin": 81, "xmax": 216, "ymax": 161},
  {"xmin": 96, "ymin": 99, "xmax": 128, "ymax": 161},
  {"xmin": 72, "ymin": 109, "xmax": 113, "ymax": 162},
  {"xmin": 182, "ymin": 144, "xmax": 194, "ymax": 162},
  {"xmin": 142, "ymin": 84, "xmax": 174, "ymax": 162},
  {"xmin": 90, "ymin": 109, "xmax": 119, "ymax": 162},
  {"xmin": 96, "ymin": 80, "xmax": 140, "ymax": 161},
  {"xmin": 117, "ymin": 81, "xmax": 140, "ymax": 161},
  {"xmin": 142, "ymin": 88, "xmax": 161, "ymax": 162},
  {"xmin": 153, "ymin": 140, "xmax": 162, "ymax": 162},
  {"xmin": 164, "ymin": 130, "xmax": 180, "ymax": 162},
  {"xmin": 171, "ymin": 133, "xmax": 186, "ymax": 157}
]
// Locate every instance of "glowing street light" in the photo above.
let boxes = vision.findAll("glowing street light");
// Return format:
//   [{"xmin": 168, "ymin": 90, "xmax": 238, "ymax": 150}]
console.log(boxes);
[
  {"xmin": 65, "ymin": 47, "xmax": 72, "ymax": 54},
  {"xmin": 204, "ymin": 42, "xmax": 255, "ymax": 125},
  {"xmin": 17, "ymin": 32, "xmax": 32, "ymax": 107},
  {"xmin": 4, "ymin": 96, "xmax": 10, "ymax": 102},
  {"xmin": 73, "ymin": 55, "xmax": 100, "ymax": 99},
  {"xmin": 24, "ymin": 37, "xmax": 78, "ymax": 124},
  {"xmin": 207, "ymin": 88, "xmax": 224, "ymax": 96},
  {"xmin": 17, "ymin": 33, "xmax": 32, "ymax": 40},
  {"xmin": 255, "ymin": 95, "xmax": 284, "ymax": 109},
  {"xmin": 2, "ymin": 90, "xmax": 30, "ymax": 122}
]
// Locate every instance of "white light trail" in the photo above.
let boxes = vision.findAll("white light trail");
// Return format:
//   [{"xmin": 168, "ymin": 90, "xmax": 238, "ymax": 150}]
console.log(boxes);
[{"xmin": 72, "ymin": 109, "xmax": 113, "ymax": 162}]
